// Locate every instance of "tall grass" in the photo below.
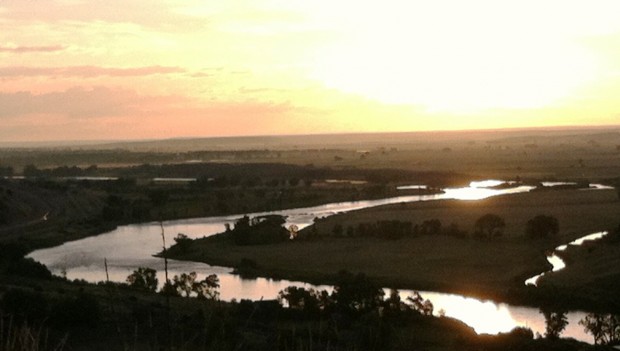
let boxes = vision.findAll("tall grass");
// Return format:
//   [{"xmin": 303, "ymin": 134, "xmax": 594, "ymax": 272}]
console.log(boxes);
[{"xmin": 0, "ymin": 314, "xmax": 67, "ymax": 351}]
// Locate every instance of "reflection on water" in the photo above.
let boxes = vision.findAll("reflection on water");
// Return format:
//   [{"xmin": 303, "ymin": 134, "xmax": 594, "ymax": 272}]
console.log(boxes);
[
  {"xmin": 440, "ymin": 180, "xmax": 532, "ymax": 201},
  {"xmin": 469, "ymin": 180, "xmax": 505, "ymax": 188},
  {"xmin": 558, "ymin": 231, "xmax": 609, "ymax": 250},
  {"xmin": 152, "ymin": 177, "xmax": 197, "ymax": 182},
  {"xmin": 588, "ymin": 184, "xmax": 614, "ymax": 190},
  {"xmin": 541, "ymin": 181, "xmax": 577, "ymax": 187},
  {"xmin": 29, "ymin": 180, "xmax": 609, "ymax": 342},
  {"xmin": 525, "ymin": 231, "xmax": 609, "ymax": 286},
  {"xmin": 396, "ymin": 184, "xmax": 428, "ymax": 190}
]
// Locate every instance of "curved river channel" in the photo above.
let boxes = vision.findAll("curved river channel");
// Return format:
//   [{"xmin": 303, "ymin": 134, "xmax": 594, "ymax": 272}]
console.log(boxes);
[{"xmin": 29, "ymin": 181, "xmax": 611, "ymax": 343}]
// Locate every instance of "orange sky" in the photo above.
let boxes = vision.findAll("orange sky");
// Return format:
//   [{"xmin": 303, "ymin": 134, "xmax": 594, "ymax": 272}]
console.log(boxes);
[{"xmin": 1, "ymin": 0, "xmax": 620, "ymax": 142}]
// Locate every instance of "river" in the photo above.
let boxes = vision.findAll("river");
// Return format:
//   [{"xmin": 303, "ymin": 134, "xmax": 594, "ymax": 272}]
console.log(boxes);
[{"xmin": 28, "ymin": 181, "xmax": 608, "ymax": 342}]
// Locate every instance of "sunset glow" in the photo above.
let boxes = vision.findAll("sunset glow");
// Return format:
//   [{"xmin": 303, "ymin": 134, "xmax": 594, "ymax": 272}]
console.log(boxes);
[{"xmin": 2, "ymin": 0, "xmax": 620, "ymax": 141}]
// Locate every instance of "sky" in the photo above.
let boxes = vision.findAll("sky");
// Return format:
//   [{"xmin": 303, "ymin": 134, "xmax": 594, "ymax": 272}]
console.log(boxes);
[{"xmin": 2, "ymin": 0, "xmax": 620, "ymax": 142}]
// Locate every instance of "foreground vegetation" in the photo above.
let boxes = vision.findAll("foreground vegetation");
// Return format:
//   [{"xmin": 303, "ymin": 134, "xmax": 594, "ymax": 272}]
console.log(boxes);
[{"xmin": 0, "ymin": 251, "xmax": 614, "ymax": 350}]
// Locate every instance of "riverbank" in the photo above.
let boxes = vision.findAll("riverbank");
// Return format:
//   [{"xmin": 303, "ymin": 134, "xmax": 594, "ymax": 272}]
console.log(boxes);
[
  {"xmin": 165, "ymin": 189, "xmax": 620, "ymax": 311},
  {"xmin": 0, "ymin": 174, "xmax": 445, "ymax": 253}
]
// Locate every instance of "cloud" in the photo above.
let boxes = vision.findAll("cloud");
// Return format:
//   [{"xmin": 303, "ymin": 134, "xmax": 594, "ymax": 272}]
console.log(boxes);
[
  {"xmin": 0, "ymin": 65, "xmax": 184, "ymax": 78},
  {"xmin": 0, "ymin": 45, "xmax": 65, "ymax": 53},
  {"xmin": 0, "ymin": 86, "xmax": 297, "ymax": 141},
  {"xmin": 0, "ymin": 87, "xmax": 143, "ymax": 118},
  {"xmin": 0, "ymin": 86, "xmax": 293, "ymax": 120}
]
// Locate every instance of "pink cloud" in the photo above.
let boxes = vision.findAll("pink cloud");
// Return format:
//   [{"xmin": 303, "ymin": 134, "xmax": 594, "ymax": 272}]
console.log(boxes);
[
  {"xmin": 0, "ymin": 45, "xmax": 65, "ymax": 53},
  {"xmin": 0, "ymin": 65, "xmax": 184, "ymax": 78},
  {"xmin": 0, "ymin": 87, "xmax": 142, "ymax": 118},
  {"xmin": 0, "ymin": 86, "xmax": 296, "ymax": 141}
]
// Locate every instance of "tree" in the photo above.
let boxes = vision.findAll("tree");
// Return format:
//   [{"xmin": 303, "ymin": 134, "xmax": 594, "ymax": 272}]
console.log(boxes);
[
  {"xmin": 420, "ymin": 219, "xmax": 442, "ymax": 235},
  {"xmin": 172, "ymin": 272, "xmax": 197, "ymax": 297},
  {"xmin": 126, "ymin": 267, "xmax": 158, "ymax": 292},
  {"xmin": 406, "ymin": 291, "xmax": 434, "ymax": 316},
  {"xmin": 229, "ymin": 215, "xmax": 288, "ymax": 245},
  {"xmin": 579, "ymin": 313, "xmax": 620, "ymax": 345},
  {"xmin": 331, "ymin": 271, "xmax": 384, "ymax": 314},
  {"xmin": 474, "ymin": 213, "xmax": 505, "ymax": 238},
  {"xmin": 278, "ymin": 286, "xmax": 327, "ymax": 315},
  {"xmin": 526, "ymin": 215, "xmax": 559, "ymax": 239},
  {"xmin": 541, "ymin": 309, "xmax": 568, "ymax": 339},
  {"xmin": 194, "ymin": 274, "xmax": 220, "ymax": 300},
  {"xmin": 170, "ymin": 272, "xmax": 220, "ymax": 299},
  {"xmin": 173, "ymin": 233, "xmax": 192, "ymax": 252}
]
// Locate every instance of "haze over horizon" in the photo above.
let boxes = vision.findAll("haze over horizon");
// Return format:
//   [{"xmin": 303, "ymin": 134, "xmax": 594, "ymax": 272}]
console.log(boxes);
[{"xmin": 2, "ymin": 0, "xmax": 620, "ymax": 142}]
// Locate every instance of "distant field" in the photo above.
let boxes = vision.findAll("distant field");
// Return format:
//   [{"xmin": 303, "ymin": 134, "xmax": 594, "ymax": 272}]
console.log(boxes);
[
  {"xmin": 312, "ymin": 188, "xmax": 620, "ymax": 243},
  {"xmin": 1, "ymin": 127, "xmax": 620, "ymax": 180}
]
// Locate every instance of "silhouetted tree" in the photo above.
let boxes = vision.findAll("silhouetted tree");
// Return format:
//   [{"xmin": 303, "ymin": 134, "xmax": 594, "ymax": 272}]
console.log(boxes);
[
  {"xmin": 579, "ymin": 313, "xmax": 620, "ymax": 345},
  {"xmin": 406, "ymin": 291, "xmax": 434, "ymax": 316},
  {"xmin": 331, "ymin": 271, "xmax": 384, "ymax": 314},
  {"xmin": 229, "ymin": 215, "xmax": 288, "ymax": 245},
  {"xmin": 541, "ymin": 308, "xmax": 568, "ymax": 339},
  {"xmin": 474, "ymin": 213, "xmax": 505, "ymax": 238},
  {"xmin": 445, "ymin": 222, "xmax": 468, "ymax": 238},
  {"xmin": 172, "ymin": 272, "xmax": 197, "ymax": 297},
  {"xmin": 194, "ymin": 274, "xmax": 220, "ymax": 300},
  {"xmin": 127, "ymin": 267, "xmax": 158, "ymax": 292},
  {"xmin": 173, "ymin": 233, "xmax": 192, "ymax": 252},
  {"xmin": 526, "ymin": 215, "xmax": 559, "ymax": 239},
  {"xmin": 278, "ymin": 286, "xmax": 328, "ymax": 316},
  {"xmin": 420, "ymin": 219, "xmax": 442, "ymax": 235}
]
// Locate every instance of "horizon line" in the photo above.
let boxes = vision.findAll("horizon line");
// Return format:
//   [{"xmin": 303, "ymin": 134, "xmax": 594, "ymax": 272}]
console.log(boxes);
[{"xmin": 2, "ymin": 123, "xmax": 620, "ymax": 148}]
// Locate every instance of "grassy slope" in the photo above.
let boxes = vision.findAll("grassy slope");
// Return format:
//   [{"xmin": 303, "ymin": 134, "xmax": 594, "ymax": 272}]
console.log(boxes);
[
  {"xmin": 539, "ymin": 233, "xmax": 620, "ymax": 311},
  {"xmin": 0, "ymin": 180, "xmax": 109, "ymax": 249},
  {"xmin": 167, "ymin": 189, "xmax": 620, "ymax": 303}
]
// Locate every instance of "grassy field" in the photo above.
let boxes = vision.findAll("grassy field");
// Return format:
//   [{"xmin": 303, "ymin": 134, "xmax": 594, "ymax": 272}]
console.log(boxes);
[
  {"xmin": 540, "ymin": 229, "xmax": 620, "ymax": 310},
  {"xmin": 166, "ymin": 189, "xmax": 620, "ymax": 306}
]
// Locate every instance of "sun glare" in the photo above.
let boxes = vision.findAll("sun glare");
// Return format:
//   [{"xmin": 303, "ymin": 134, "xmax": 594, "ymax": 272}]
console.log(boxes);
[{"xmin": 308, "ymin": 1, "xmax": 599, "ymax": 113}]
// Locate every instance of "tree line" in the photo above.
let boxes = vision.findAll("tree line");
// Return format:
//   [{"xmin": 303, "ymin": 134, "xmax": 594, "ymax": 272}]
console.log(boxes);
[{"xmin": 320, "ymin": 213, "xmax": 560, "ymax": 240}]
